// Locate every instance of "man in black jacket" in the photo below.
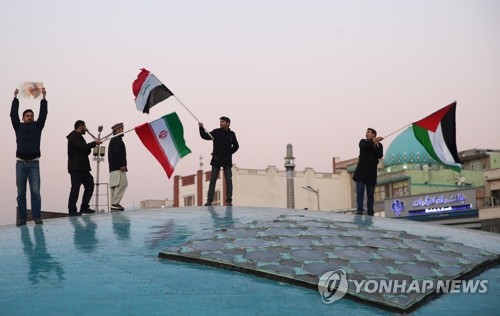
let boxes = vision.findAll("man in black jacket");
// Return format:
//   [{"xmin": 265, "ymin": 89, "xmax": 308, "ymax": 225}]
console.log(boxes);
[
  {"xmin": 66, "ymin": 120, "xmax": 102, "ymax": 216},
  {"xmin": 10, "ymin": 88, "xmax": 47, "ymax": 226},
  {"xmin": 352, "ymin": 128, "xmax": 384, "ymax": 216},
  {"xmin": 199, "ymin": 116, "xmax": 239, "ymax": 206},
  {"xmin": 108, "ymin": 122, "xmax": 128, "ymax": 211}
]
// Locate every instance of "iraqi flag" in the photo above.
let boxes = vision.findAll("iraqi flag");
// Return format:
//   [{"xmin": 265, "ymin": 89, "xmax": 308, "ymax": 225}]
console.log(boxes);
[
  {"xmin": 412, "ymin": 102, "xmax": 461, "ymax": 172},
  {"xmin": 133, "ymin": 68, "xmax": 173, "ymax": 114},
  {"xmin": 135, "ymin": 112, "xmax": 191, "ymax": 178}
]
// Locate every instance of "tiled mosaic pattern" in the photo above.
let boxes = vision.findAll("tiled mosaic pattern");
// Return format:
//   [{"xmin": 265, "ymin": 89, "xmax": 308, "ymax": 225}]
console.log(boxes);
[{"xmin": 160, "ymin": 213, "xmax": 500, "ymax": 312}]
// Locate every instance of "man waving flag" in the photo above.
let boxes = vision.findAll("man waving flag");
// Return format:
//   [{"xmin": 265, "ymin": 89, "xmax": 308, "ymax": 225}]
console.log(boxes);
[
  {"xmin": 412, "ymin": 102, "xmax": 461, "ymax": 172},
  {"xmin": 133, "ymin": 68, "xmax": 173, "ymax": 114}
]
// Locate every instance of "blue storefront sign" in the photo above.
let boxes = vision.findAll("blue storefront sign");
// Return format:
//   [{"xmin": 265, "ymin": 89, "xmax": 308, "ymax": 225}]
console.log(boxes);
[{"xmin": 384, "ymin": 188, "xmax": 477, "ymax": 219}]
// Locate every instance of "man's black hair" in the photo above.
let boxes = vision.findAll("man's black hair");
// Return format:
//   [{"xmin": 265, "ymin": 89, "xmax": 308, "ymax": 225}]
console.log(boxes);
[
  {"xmin": 74, "ymin": 120, "xmax": 86, "ymax": 130},
  {"xmin": 367, "ymin": 128, "xmax": 377, "ymax": 137},
  {"xmin": 22, "ymin": 109, "xmax": 34, "ymax": 117}
]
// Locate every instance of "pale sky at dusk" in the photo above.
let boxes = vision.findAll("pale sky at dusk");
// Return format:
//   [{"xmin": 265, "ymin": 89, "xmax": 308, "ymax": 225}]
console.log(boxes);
[{"xmin": 1, "ymin": 0, "xmax": 499, "ymax": 225}]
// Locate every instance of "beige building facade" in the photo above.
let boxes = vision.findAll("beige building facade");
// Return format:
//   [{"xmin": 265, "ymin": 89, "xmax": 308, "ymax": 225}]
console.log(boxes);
[{"xmin": 173, "ymin": 164, "xmax": 352, "ymax": 211}]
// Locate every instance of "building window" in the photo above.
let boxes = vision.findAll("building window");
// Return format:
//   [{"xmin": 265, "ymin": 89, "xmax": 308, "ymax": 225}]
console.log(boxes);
[
  {"xmin": 184, "ymin": 195, "xmax": 195, "ymax": 206},
  {"xmin": 491, "ymin": 190, "xmax": 500, "ymax": 206},
  {"xmin": 182, "ymin": 175, "xmax": 195, "ymax": 186},
  {"xmin": 375, "ymin": 185, "xmax": 385, "ymax": 202},
  {"xmin": 206, "ymin": 171, "xmax": 220, "ymax": 181},
  {"xmin": 374, "ymin": 181, "xmax": 409, "ymax": 201},
  {"xmin": 391, "ymin": 180, "xmax": 409, "ymax": 198},
  {"xmin": 384, "ymin": 184, "xmax": 391, "ymax": 199},
  {"xmin": 469, "ymin": 160, "xmax": 483, "ymax": 171},
  {"xmin": 212, "ymin": 191, "xmax": 221, "ymax": 206}
]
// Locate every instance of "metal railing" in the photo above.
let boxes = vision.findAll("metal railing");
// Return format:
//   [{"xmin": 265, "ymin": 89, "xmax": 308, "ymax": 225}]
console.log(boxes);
[{"xmin": 90, "ymin": 182, "xmax": 109, "ymax": 213}]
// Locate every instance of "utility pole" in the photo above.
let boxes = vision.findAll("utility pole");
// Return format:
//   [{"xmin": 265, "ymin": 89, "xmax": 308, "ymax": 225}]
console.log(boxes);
[
  {"xmin": 303, "ymin": 185, "xmax": 320, "ymax": 211},
  {"xmin": 92, "ymin": 125, "xmax": 105, "ymax": 212}
]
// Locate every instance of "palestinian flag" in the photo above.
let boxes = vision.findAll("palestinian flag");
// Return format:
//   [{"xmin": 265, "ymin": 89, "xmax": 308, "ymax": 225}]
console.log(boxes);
[
  {"xmin": 412, "ymin": 102, "xmax": 461, "ymax": 172},
  {"xmin": 135, "ymin": 112, "xmax": 191, "ymax": 178},
  {"xmin": 133, "ymin": 68, "xmax": 173, "ymax": 114}
]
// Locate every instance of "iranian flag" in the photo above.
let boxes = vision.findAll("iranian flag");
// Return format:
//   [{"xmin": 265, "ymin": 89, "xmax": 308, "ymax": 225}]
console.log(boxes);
[
  {"xmin": 135, "ymin": 112, "xmax": 191, "ymax": 179},
  {"xmin": 133, "ymin": 68, "xmax": 173, "ymax": 114},
  {"xmin": 412, "ymin": 102, "xmax": 461, "ymax": 172}
]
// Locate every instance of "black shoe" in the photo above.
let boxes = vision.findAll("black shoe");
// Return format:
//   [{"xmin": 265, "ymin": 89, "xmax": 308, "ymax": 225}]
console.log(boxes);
[
  {"xmin": 34, "ymin": 217, "xmax": 43, "ymax": 225},
  {"xmin": 16, "ymin": 219, "xmax": 27, "ymax": 227},
  {"xmin": 111, "ymin": 204, "xmax": 125, "ymax": 211},
  {"xmin": 204, "ymin": 202, "xmax": 212, "ymax": 206},
  {"xmin": 68, "ymin": 212, "xmax": 82, "ymax": 217},
  {"xmin": 226, "ymin": 202, "xmax": 233, "ymax": 206},
  {"xmin": 80, "ymin": 208, "xmax": 96, "ymax": 214}
]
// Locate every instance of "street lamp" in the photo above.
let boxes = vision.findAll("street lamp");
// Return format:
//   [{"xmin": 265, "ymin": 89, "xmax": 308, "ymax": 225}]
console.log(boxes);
[
  {"xmin": 302, "ymin": 185, "xmax": 320, "ymax": 210},
  {"xmin": 92, "ymin": 125, "xmax": 105, "ymax": 212}
]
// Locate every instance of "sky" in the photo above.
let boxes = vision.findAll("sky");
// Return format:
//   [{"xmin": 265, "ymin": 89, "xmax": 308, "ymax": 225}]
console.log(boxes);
[{"xmin": 1, "ymin": 0, "xmax": 499, "ymax": 225}]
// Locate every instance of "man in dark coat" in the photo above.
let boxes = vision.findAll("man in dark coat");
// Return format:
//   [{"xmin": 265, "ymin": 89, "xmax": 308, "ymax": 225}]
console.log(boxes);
[
  {"xmin": 108, "ymin": 122, "xmax": 128, "ymax": 211},
  {"xmin": 10, "ymin": 87, "xmax": 47, "ymax": 226},
  {"xmin": 66, "ymin": 120, "xmax": 102, "ymax": 216},
  {"xmin": 353, "ymin": 128, "xmax": 384, "ymax": 216},
  {"xmin": 199, "ymin": 116, "xmax": 239, "ymax": 206}
]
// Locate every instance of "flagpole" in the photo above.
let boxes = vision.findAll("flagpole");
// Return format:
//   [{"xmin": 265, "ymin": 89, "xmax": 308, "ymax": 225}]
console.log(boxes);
[
  {"xmin": 85, "ymin": 129, "xmax": 99, "ymax": 141},
  {"xmin": 100, "ymin": 131, "xmax": 114, "ymax": 140},
  {"xmin": 100, "ymin": 128, "xmax": 135, "ymax": 143},
  {"xmin": 172, "ymin": 95, "xmax": 200, "ymax": 122},
  {"xmin": 383, "ymin": 124, "xmax": 411, "ymax": 139},
  {"xmin": 172, "ymin": 95, "xmax": 214, "ymax": 140},
  {"xmin": 150, "ymin": 73, "xmax": 214, "ymax": 140}
]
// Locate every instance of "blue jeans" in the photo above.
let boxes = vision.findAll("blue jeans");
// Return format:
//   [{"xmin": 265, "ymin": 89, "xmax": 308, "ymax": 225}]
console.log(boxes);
[
  {"xmin": 16, "ymin": 160, "xmax": 41, "ymax": 220},
  {"xmin": 207, "ymin": 165, "xmax": 233, "ymax": 203},
  {"xmin": 356, "ymin": 181, "xmax": 375, "ymax": 216}
]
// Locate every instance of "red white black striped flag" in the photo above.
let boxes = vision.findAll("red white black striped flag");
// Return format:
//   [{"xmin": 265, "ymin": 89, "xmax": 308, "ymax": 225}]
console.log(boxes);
[{"xmin": 132, "ymin": 68, "xmax": 173, "ymax": 114}]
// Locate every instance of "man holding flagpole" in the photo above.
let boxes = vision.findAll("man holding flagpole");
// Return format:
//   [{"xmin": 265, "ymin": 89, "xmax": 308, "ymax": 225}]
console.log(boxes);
[
  {"xmin": 353, "ymin": 128, "xmax": 384, "ymax": 216},
  {"xmin": 66, "ymin": 120, "xmax": 102, "ymax": 216},
  {"xmin": 199, "ymin": 117, "xmax": 239, "ymax": 206}
]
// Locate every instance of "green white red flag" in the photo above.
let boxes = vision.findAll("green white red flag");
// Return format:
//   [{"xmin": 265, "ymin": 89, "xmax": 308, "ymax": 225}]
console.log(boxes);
[
  {"xmin": 412, "ymin": 102, "xmax": 461, "ymax": 172},
  {"xmin": 135, "ymin": 112, "xmax": 191, "ymax": 178}
]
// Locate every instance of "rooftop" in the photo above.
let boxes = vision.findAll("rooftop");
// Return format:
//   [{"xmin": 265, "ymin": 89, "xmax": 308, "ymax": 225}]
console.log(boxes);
[{"xmin": 1, "ymin": 207, "xmax": 499, "ymax": 314}]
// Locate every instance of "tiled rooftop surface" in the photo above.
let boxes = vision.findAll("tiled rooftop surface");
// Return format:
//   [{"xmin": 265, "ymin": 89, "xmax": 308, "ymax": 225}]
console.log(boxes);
[
  {"xmin": 1, "ymin": 206, "xmax": 499, "ymax": 315},
  {"xmin": 160, "ymin": 210, "xmax": 499, "ymax": 312}
]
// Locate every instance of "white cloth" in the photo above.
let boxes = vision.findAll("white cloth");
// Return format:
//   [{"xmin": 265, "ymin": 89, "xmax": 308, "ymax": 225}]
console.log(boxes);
[{"xmin": 109, "ymin": 170, "xmax": 128, "ymax": 205}]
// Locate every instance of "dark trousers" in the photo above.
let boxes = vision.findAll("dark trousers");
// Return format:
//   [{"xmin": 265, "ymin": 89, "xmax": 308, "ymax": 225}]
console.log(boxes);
[
  {"xmin": 68, "ymin": 171, "xmax": 94, "ymax": 213},
  {"xmin": 356, "ymin": 181, "xmax": 375, "ymax": 216},
  {"xmin": 207, "ymin": 165, "xmax": 233, "ymax": 203}
]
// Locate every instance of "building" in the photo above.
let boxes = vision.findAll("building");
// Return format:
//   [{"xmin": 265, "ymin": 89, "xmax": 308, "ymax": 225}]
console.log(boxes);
[
  {"xmin": 140, "ymin": 199, "xmax": 174, "ymax": 208},
  {"xmin": 348, "ymin": 127, "xmax": 500, "ymax": 230},
  {"xmin": 173, "ymin": 145, "xmax": 352, "ymax": 210},
  {"xmin": 347, "ymin": 127, "xmax": 487, "ymax": 216},
  {"xmin": 480, "ymin": 163, "xmax": 500, "ymax": 232},
  {"xmin": 174, "ymin": 132, "xmax": 500, "ymax": 232},
  {"xmin": 174, "ymin": 165, "xmax": 352, "ymax": 210}
]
